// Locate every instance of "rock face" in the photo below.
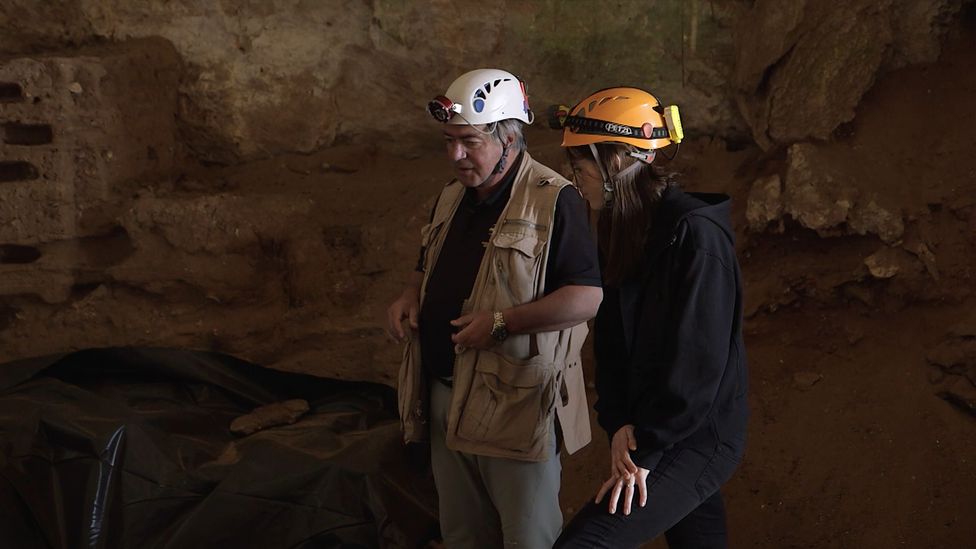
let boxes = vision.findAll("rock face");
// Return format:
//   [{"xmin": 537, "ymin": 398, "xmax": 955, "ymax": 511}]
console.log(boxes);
[
  {"xmin": 0, "ymin": 39, "xmax": 414, "ymax": 385},
  {"xmin": 0, "ymin": 4, "xmax": 971, "ymax": 391},
  {"xmin": 747, "ymin": 143, "xmax": 906, "ymax": 244},
  {"xmin": 0, "ymin": 39, "xmax": 180, "ymax": 307},
  {"xmin": 0, "ymin": 39, "xmax": 180, "ymax": 245},
  {"xmin": 0, "ymin": 0, "xmax": 751, "ymax": 163},
  {"xmin": 733, "ymin": 0, "xmax": 963, "ymax": 149},
  {"xmin": 746, "ymin": 174, "xmax": 784, "ymax": 233}
]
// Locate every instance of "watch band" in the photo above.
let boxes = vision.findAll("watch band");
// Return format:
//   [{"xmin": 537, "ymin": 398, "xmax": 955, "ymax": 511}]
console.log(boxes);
[{"xmin": 490, "ymin": 310, "xmax": 508, "ymax": 341}]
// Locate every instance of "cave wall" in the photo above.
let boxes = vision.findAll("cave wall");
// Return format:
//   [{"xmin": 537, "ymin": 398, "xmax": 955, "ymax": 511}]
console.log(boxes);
[
  {"xmin": 1, "ymin": 0, "xmax": 749, "ymax": 163},
  {"xmin": 0, "ymin": 0, "xmax": 971, "ymax": 388},
  {"xmin": 734, "ymin": 0, "xmax": 962, "ymax": 149}
]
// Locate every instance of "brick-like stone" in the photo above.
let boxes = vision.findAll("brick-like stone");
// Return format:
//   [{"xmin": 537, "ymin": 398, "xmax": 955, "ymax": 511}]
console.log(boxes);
[{"xmin": 0, "ymin": 38, "xmax": 180, "ymax": 246}]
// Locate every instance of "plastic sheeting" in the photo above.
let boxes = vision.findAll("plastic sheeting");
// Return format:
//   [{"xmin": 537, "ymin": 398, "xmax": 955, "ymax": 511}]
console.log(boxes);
[{"xmin": 0, "ymin": 348, "xmax": 437, "ymax": 548}]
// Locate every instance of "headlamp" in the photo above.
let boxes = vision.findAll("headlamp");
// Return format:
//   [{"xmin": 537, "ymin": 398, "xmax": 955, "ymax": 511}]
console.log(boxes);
[{"xmin": 427, "ymin": 95, "xmax": 461, "ymax": 123}]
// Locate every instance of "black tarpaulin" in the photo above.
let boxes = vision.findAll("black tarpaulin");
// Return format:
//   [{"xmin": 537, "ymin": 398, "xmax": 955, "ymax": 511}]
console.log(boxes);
[{"xmin": 0, "ymin": 348, "xmax": 436, "ymax": 549}]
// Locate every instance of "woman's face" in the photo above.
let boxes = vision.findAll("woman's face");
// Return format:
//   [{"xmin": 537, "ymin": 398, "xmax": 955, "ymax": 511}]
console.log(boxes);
[{"xmin": 570, "ymin": 157, "xmax": 606, "ymax": 211}]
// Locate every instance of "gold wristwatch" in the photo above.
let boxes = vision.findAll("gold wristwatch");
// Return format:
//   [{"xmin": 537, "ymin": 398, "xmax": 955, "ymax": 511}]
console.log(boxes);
[{"xmin": 490, "ymin": 311, "xmax": 508, "ymax": 342}]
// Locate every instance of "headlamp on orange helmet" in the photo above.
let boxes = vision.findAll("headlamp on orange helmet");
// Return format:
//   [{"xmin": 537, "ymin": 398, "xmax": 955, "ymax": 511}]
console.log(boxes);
[
  {"xmin": 548, "ymin": 87, "xmax": 683, "ymax": 152},
  {"xmin": 549, "ymin": 87, "xmax": 682, "ymax": 207}
]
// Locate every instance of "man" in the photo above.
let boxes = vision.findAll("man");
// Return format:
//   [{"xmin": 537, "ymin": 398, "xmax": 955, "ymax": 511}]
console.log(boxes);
[{"xmin": 386, "ymin": 68, "xmax": 602, "ymax": 548}]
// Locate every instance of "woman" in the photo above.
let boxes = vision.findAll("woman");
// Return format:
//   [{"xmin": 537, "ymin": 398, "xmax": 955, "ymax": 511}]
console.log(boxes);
[{"xmin": 552, "ymin": 88, "xmax": 749, "ymax": 548}]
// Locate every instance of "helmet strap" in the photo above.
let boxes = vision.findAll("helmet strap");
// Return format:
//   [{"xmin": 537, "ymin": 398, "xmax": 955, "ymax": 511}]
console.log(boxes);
[
  {"xmin": 590, "ymin": 144, "xmax": 655, "ymax": 208},
  {"xmin": 588, "ymin": 144, "xmax": 615, "ymax": 208},
  {"xmin": 492, "ymin": 144, "xmax": 511, "ymax": 175}
]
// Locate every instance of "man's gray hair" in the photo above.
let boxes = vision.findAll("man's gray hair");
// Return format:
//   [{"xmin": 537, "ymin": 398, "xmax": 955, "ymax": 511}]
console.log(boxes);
[{"xmin": 492, "ymin": 119, "xmax": 526, "ymax": 150}]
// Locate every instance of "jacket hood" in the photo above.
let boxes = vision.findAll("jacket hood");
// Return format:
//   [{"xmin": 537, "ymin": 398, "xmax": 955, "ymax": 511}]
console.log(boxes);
[{"xmin": 648, "ymin": 186, "xmax": 735, "ymax": 251}]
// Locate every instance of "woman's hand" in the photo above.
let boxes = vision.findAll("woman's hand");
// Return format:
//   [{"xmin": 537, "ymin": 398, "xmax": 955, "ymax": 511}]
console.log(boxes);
[
  {"xmin": 594, "ymin": 467, "xmax": 651, "ymax": 515},
  {"xmin": 610, "ymin": 424, "xmax": 639, "ymax": 478}
]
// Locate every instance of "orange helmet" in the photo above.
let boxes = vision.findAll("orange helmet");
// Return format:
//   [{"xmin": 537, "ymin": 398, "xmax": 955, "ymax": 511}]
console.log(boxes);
[{"xmin": 552, "ymin": 87, "xmax": 682, "ymax": 151}]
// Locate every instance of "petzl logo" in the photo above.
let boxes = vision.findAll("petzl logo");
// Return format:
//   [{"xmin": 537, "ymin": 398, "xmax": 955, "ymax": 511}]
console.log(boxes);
[{"xmin": 605, "ymin": 122, "xmax": 634, "ymax": 136}]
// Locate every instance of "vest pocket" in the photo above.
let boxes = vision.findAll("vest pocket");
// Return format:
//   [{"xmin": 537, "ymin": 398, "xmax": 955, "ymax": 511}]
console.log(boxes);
[
  {"xmin": 490, "ymin": 229, "xmax": 546, "ymax": 309},
  {"xmin": 457, "ymin": 351, "xmax": 556, "ymax": 452},
  {"xmin": 492, "ymin": 229, "xmax": 545, "ymax": 257}
]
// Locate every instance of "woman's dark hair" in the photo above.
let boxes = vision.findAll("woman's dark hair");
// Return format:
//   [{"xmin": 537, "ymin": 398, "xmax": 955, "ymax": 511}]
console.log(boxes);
[{"xmin": 567, "ymin": 143, "xmax": 677, "ymax": 286}]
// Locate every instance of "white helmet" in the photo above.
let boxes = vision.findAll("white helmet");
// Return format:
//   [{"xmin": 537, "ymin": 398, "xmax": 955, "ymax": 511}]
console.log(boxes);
[{"xmin": 427, "ymin": 68, "xmax": 535, "ymax": 126}]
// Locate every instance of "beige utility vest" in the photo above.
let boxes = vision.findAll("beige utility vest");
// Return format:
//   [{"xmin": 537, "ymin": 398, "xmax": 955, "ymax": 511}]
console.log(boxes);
[{"xmin": 398, "ymin": 152, "xmax": 592, "ymax": 462}]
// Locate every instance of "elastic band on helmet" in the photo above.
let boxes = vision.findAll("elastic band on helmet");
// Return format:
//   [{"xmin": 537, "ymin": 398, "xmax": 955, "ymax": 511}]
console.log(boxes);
[{"xmin": 564, "ymin": 115, "xmax": 670, "ymax": 140}]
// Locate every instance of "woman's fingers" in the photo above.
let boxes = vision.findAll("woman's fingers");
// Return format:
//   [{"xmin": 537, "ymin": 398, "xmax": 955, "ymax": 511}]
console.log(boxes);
[
  {"xmin": 594, "ymin": 476, "xmax": 615, "ymax": 504},
  {"xmin": 622, "ymin": 480, "xmax": 635, "ymax": 515},
  {"xmin": 637, "ymin": 468, "xmax": 649, "ymax": 507},
  {"xmin": 596, "ymin": 467, "xmax": 652, "ymax": 515},
  {"xmin": 613, "ymin": 454, "xmax": 638, "ymax": 477},
  {"xmin": 608, "ymin": 477, "xmax": 625, "ymax": 514}
]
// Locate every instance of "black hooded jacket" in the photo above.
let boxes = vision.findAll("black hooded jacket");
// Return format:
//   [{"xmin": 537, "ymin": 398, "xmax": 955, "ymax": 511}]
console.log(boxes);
[{"xmin": 593, "ymin": 186, "xmax": 749, "ymax": 469}]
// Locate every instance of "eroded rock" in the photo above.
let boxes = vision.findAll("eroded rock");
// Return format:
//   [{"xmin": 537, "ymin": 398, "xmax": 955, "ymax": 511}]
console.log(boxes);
[
  {"xmin": 764, "ymin": 143, "xmax": 906, "ymax": 244},
  {"xmin": 734, "ymin": 0, "xmax": 963, "ymax": 150},
  {"xmin": 864, "ymin": 247, "xmax": 906, "ymax": 279},
  {"xmin": 783, "ymin": 144, "xmax": 858, "ymax": 234},
  {"xmin": 848, "ymin": 200, "xmax": 904, "ymax": 245},
  {"xmin": 0, "ymin": 1, "xmax": 750, "ymax": 162},
  {"xmin": 230, "ymin": 399, "xmax": 311, "ymax": 435},
  {"xmin": 746, "ymin": 175, "xmax": 784, "ymax": 233}
]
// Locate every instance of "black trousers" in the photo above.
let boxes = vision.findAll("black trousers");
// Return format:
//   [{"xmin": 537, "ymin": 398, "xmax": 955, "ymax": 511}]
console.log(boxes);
[{"xmin": 555, "ymin": 434, "xmax": 743, "ymax": 549}]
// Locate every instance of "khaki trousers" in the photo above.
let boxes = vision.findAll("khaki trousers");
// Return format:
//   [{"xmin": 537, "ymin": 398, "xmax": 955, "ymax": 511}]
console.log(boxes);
[{"xmin": 429, "ymin": 380, "xmax": 562, "ymax": 548}]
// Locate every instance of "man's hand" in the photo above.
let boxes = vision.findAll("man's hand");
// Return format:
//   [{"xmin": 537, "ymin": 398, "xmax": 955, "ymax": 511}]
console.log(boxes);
[
  {"xmin": 594, "ymin": 467, "xmax": 650, "ymax": 515},
  {"xmin": 450, "ymin": 311, "xmax": 495, "ymax": 350},
  {"xmin": 611, "ymin": 424, "xmax": 639, "ymax": 479},
  {"xmin": 386, "ymin": 287, "xmax": 420, "ymax": 341}
]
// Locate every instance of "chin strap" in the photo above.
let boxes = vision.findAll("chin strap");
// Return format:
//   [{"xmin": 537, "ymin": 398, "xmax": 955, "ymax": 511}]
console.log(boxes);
[
  {"xmin": 589, "ymin": 144, "xmax": 656, "ymax": 208},
  {"xmin": 492, "ymin": 144, "xmax": 511, "ymax": 175}
]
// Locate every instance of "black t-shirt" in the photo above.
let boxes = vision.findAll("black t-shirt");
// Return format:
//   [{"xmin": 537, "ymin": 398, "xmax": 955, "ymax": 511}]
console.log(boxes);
[{"xmin": 416, "ymin": 153, "xmax": 601, "ymax": 379}]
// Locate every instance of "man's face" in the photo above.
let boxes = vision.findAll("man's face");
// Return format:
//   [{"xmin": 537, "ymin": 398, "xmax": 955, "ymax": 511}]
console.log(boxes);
[{"xmin": 442, "ymin": 124, "xmax": 505, "ymax": 189}]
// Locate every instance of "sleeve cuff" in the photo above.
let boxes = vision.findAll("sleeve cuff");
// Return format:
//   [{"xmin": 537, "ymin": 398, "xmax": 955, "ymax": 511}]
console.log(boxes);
[
  {"xmin": 631, "ymin": 428, "xmax": 666, "ymax": 470},
  {"xmin": 630, "ymin": 448, "xmax": 664, "ymax": 470}
]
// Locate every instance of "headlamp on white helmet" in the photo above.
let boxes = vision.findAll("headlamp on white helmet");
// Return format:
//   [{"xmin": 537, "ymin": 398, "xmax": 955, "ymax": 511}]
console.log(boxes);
[{"xmin": 427, "ymin": 68, "xmax": 535, "ymax": 127}]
